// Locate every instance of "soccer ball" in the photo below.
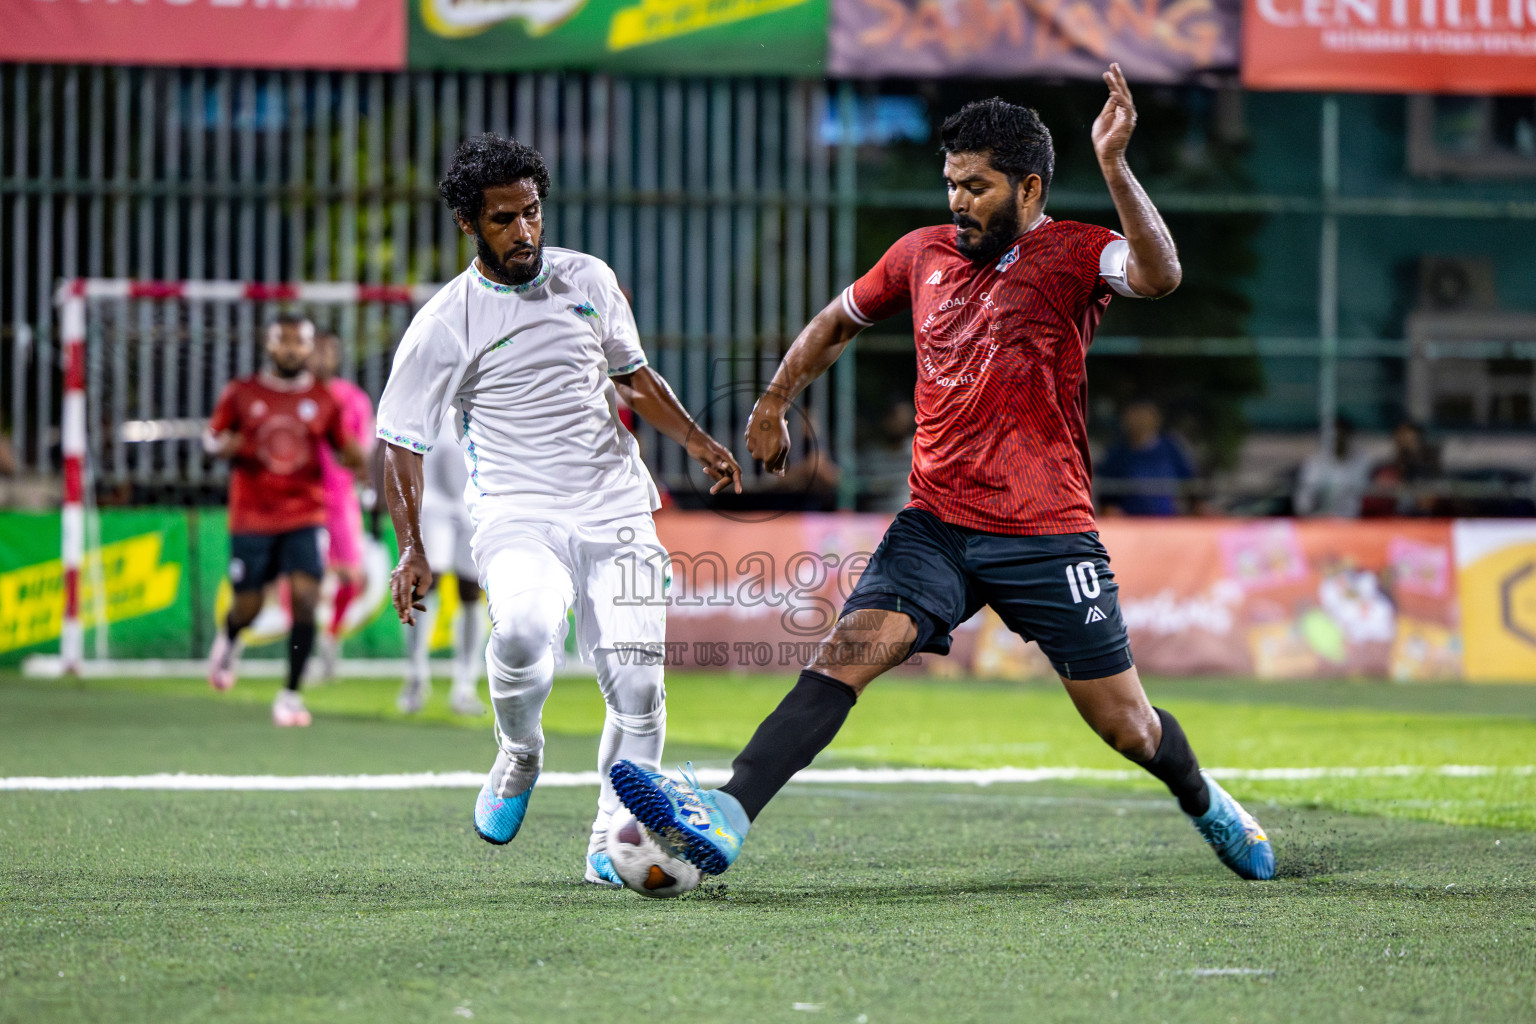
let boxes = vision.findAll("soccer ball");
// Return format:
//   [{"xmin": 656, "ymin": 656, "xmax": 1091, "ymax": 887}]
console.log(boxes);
[{"xmin": 605, "ymin": 809, "xmax": 702, "ymax": 899}]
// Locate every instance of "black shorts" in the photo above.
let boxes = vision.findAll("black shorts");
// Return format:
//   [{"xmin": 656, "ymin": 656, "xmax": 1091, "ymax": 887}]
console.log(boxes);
[
  {"xmin": 842, "ymin": 508, "xmax": 1134, "ymax": 680},
  {"xmin": 228, "ymin": 527, "xmax": 326, "ymax": 593}
]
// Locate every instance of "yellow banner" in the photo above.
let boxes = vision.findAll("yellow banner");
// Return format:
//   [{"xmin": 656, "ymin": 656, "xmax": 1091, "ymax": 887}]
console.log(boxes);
[
  {"xmin": 0, "ymin": 533, "xmax": 181, "ymax": 653},
  {"xmin": 1455, "ymin": 522, "xmax": 1536, "ymax": 684}
]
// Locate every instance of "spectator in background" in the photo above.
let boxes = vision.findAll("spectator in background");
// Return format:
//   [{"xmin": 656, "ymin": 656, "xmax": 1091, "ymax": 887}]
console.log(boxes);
[
  {"xmin": 1294, "ymin": 416, "xmax": 1373, "ymax": 517},
  {"xmin": 1363, "ymin": 420, "xmax": 1441, "ymax": 517},
  {"xmin": 1097, "ymin": 398, "xmax": 1199, "ymax": 516}
]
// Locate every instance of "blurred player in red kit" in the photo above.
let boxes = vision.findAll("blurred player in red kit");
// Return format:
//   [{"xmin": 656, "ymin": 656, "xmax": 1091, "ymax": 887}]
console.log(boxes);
[
  {"xmin": 204, "ymin": 315, "xmax": 367, "ymax": 726},
  {"xmin": 612, "ymin": 66, "xmax": 1275, "ymax": 885},
  {"xmin": 308, "ymin": 330, "xmax": 376, "ymax": 680}
]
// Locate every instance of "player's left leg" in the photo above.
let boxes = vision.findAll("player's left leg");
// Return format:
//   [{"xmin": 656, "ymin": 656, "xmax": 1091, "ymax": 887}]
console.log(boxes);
[
  {"xmin": 979, "ymin": 532, "xmax": 1273, "ymax": 880},
  {"xmin": 270, "ymin": 527, "xmax": 327, "ymax": 727},
  {"xmin": 576, "ymin": 514, "xmax": 669, "ymax": 885}
]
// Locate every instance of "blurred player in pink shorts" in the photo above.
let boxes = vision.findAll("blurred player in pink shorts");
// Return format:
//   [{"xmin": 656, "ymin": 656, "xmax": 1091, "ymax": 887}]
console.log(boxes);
[{"xmin": 310, "ymin": 331, "xmax": 375, "ymax": 679}]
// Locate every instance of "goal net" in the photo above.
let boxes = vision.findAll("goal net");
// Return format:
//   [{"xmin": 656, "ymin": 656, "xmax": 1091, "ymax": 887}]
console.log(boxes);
[{"xmin": 50, "ymin": 279, "xmax": 442, "ymax": 675}]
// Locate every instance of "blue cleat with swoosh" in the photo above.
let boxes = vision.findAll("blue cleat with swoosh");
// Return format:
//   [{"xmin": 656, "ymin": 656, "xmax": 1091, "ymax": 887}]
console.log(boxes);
[{"xmin": 608, "ymin": 761, "xmax": 750, "ymax": 876}]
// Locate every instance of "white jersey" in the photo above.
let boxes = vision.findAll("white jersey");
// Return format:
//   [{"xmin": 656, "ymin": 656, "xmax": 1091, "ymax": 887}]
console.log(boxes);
[
  {"xmin": 377, "ymin": 248, "xmax": 660, "ymax": 519},
  {"xmin": 423, "ymin": 412, "xmax": 471, "ymax": 508}
]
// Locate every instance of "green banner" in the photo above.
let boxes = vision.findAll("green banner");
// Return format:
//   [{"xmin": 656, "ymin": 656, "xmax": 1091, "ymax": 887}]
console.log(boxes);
[
  {"xmin": 0, "ymin": 510, "xmax": 192, "ymax": 664},
  {"xmin": 0, "ymin": 509, "xmax": 421, "ymax": 666},
  {"xmin": 409, "ymin": 0, "xmax": 828, "ymax": 73}
]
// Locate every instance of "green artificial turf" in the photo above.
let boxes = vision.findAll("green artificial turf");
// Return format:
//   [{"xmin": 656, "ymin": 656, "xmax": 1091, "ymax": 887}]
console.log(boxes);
[
  {"xmin": 11, "ymin": 672, "xmax": 1533, "ymax": 829},
  {"xmin": 2, "ymin": 673, "xmax": 1534, "ymax": 1023}
]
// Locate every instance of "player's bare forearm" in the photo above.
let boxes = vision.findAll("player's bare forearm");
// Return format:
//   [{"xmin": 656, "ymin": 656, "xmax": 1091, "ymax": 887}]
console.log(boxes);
[
  {"xmin": 762, "ymin": 301, "xmax": 862, "ymax": 411},
  {"xmin": 614, "ymin": 366, "xmax": 742, "ymax": 494},
  {"xmin": 1092, "ymin": 63, "xmax": 1181, "ymax": 299},
  {"xmin": 747, "ymin": 300, "xmax": 862, "ymax": 473},
  {"xmin": 383, "ymin": 443, "xmax": 431, "ymax": 623},
  {"xmin": 1100, "ymin": 157, "xmax": 1180, "ymax": 298}
]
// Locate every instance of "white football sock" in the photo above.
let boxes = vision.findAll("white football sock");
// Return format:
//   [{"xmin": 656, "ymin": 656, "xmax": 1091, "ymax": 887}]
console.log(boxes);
[{"xmin": 593, "ymin": 648, "xmax": 666, "ymax": 827}]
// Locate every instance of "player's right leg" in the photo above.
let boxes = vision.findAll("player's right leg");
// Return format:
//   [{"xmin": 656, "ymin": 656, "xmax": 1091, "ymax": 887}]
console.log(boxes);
[
  {"xmin": 208, "ymin": 534, "xmax": 277, "ymax": 691},
  {"xmin": 611, "ymin": 508, "xmax": 970, "ymax": 876},
  {"xmin": 470, "ymin": 517, "xmax": 577, "ymax": 844}
]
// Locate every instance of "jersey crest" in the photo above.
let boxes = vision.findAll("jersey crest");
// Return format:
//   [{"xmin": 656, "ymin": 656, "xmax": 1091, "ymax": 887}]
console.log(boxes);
[
  {"xmin": 925, "ymin": 270, "xmax": 942, "ymax": 285},
  {"xmin": 996, "ymin": 244, "xmax": 1020, "ymax": 273}
]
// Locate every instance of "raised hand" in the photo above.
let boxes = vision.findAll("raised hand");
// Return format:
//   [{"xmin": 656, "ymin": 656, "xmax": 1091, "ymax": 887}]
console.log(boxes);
[{"xmin": 1091, "ymin": 63, "xmax": 1138, "ymax": 163}]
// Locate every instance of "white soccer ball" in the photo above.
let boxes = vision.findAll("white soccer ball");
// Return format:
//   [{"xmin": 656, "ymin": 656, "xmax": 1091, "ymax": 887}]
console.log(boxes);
[{"xmin": 605, "ymin": 809, "xmax": 702, "ymax": 899}]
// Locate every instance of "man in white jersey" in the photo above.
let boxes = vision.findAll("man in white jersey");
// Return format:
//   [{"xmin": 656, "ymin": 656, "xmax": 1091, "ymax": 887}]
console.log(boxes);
[
  {"xmin": 378, "ymin": 134, "xmax": 741, "ymax": 886},
  {"xmin": 396, "ymin": 411, "xmax": 488, "ymax": 718}
]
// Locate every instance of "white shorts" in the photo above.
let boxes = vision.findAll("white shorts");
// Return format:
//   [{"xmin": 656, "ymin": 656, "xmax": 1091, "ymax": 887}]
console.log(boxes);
[
  {"xmin": 470, "ymin": 508, "xmax": 670, "ymax": 664},
  {"xmin": 421, "ymin": 494, "xmax": 476, "ymax": 581}
]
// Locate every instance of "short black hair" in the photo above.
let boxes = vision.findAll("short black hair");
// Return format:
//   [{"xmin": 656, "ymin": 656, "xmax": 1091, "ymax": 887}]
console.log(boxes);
[
  {"xmin": 940, "ymin": 99, "xmax": 1054, "ymax": 201},
  {"xmin": 438, "ymin": 133, "xmax": 551, "ymax": 224}
]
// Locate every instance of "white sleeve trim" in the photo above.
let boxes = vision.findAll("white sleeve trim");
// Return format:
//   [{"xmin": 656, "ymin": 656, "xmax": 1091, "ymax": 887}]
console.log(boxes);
[
  {"xmin": 841, "ymin": 286, "xmax": 874, "ymax": 327},
  {"xmin": 1099, "ymin": 237, "xmax": 1141, "ymax": 299},
  {"xmin": 607, "ymin": 357, "xmax": 648, "ymax": 377},
  {"xmin": 377, "ymin": 426, "xmax": 433, "ymax": 453}
]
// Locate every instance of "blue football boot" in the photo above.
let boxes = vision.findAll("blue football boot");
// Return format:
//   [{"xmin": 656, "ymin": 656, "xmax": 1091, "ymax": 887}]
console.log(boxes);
[
  {"xmin": 608, "ymin": 760, "xmax": 750, "ymax": 876},
  {"xmin": 473, "ymin": 750, "xmax": 540, "ymax": 846},
  {"xmin": 584, "ymin": 850, "xmax": 623, "ymax": 887},
  {"xmin": 1190, "ymin": 772, "xmax": 1275, "ymax": 880}
]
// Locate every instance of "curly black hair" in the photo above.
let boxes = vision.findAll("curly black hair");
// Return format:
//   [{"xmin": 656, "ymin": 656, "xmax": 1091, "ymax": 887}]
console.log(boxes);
[
  {"xmin": 438, "ymin": 133, "xmax": 552, "ymax": 224},
  {"xmin": 939, "ymin": 99, "xmax": 1054, "ymax": 201}
]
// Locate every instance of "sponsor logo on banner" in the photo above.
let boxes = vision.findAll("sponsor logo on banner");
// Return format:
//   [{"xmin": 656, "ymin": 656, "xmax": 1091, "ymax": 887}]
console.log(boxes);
[
  {"xmin": 410, "ymin": 0, "xmax": 826, "ymax": 71},
  {"xmin": 828, "ymin": 0, "xmax": 1238, "ymax": 80},
  {"xmin": 1454, "ymin": 521, "xmax": 1536, "ymax": 682},
  {"xmin": 1243, "ymin": 0, "xmax": 1536, "ymax": 93},
  {"xmin": 0, "ymin": 534, "xmax": 181, "ymax": 655}
]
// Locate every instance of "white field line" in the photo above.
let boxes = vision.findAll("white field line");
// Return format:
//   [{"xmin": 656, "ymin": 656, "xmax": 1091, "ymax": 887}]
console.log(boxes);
[{"xmin": 0, "ymin": 764, "xmax": 1531, "ymax": 792}]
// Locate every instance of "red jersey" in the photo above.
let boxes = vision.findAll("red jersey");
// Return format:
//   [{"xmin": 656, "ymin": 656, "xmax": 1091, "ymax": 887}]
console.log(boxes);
[
  {"xmin": 843, "ymin": 217, "xmax": 1130, "ymax": 535},
  {"xmin": 208, "ymin": 372, "xmax": 353, "ymax": 535}
]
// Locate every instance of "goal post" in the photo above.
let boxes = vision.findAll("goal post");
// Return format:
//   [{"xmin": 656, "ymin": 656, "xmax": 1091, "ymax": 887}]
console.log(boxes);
[{"xmin": 52, "ymin": 278, "xmax": 443, "ymax": 676}]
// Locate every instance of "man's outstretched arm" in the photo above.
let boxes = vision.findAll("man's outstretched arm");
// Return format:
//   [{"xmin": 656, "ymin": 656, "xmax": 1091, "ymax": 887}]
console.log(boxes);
[
  {"xmin": 745, "ymin": 299, "xmax": 865, "ymax": 474},
  {"xmin": 1092, "ymin": 63, "xmax": 1181, "ymax": 299},
  {"xmin": 612, "ymin": 365, "xmax": 742, "ymax": 495},
  {"xmin": 383, "ymin": 443, "xmax": 431, "ymax": 624}
]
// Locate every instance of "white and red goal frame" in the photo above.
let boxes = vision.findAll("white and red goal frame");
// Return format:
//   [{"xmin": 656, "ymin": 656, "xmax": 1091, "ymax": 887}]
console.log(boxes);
[{"xmin": 53, "ymin": 278, "xmax": 443, "ymax": 675}]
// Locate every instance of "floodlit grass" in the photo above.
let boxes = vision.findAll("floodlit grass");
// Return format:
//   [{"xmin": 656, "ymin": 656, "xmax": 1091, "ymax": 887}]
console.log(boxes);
[
  {"xmin": 14, "ymin": 671, "xmax": 1535, "ymax": 829},
  {"xmin": 1, "ymin": 672, "xmax": 1534, "ymax": 1023}
]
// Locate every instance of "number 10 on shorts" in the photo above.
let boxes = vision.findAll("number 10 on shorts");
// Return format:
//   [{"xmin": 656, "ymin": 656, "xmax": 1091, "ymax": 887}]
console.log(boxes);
[{"xmin": 1065, "ymin": 561, "xmax": 1101, "ymax": 604}]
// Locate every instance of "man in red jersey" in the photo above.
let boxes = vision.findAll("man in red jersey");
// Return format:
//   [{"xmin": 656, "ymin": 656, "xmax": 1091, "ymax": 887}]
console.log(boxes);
[
  {"xmin": 610, "ymin": 67, "xmax": 1274, "ymax": 885},
  {"xmin": 204, "ymin": 314, "xmax": 367, "ymax": 727}
]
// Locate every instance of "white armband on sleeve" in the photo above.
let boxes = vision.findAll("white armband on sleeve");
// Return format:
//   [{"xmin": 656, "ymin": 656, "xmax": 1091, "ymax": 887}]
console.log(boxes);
[
  {"xmin": 841, "ymin": 286, "xmax": 874, "ymax": 327},
  {"xmin": 1099, "ymin": 238, "xmax": 1142, "ymax": 298}
]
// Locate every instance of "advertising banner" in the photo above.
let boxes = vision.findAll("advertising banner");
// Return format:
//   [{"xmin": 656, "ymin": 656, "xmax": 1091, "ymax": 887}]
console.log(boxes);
[
  {"xmin": 828, "ymin": 0, "xmax": 1238, "ymax": 80},
  {"xmin": 1242, "ymin": 0, "xmax": 1536, "ymax": 94},
  {"xmin": 0, "ymin": 511, "xmax": 191, "ymax": 665},
  {"xmin": 651, "ymin": 512, "xmax": 1468, "ymax": 681},
  {"xmin": 1454, "ymin": 520, "xmax": 1536, "ymax": 683},
  {"xmin": 2, "ymin": 0, "xmax": 405, "ymax": 71},
  {"xmin": 409, "ymin": 0, "xmax": 829, "ymax": 72}
]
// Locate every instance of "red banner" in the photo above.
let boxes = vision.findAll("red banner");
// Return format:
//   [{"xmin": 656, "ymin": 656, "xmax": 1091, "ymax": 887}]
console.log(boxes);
[
  {"xmin": 1242, "ymin": 0, "xmax": 1536, "ymax": 94},
  {"xmin": 3, "ymin": 0, "xmax": 405, "ymax": 71}
]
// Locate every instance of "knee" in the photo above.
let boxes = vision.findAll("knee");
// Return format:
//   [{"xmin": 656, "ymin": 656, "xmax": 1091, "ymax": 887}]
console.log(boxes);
[
  {"xmin": 488, "ymin": 588, "xmax": 565, "ymax": 669},
  {"xmin": 1095, "ymin": 708, "xmax": 1160, "ymax": 762}
]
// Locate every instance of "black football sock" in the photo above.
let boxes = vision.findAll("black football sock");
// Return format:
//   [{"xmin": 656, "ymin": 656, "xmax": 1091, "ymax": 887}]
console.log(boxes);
[
  {"xmin": 1136, "ymin": 707, "xmax": 1210, "ymax": 817},
  {"xmin": 286, "ymin": 620, "xmax": 316, "ymax": 692},
  {"xmin": 718, "ymin": 669, "xmax": 858, "ymax": 821},
  {"xmin": 225, "ymin": 616, "xmax": 242, "ymax": 642}
]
